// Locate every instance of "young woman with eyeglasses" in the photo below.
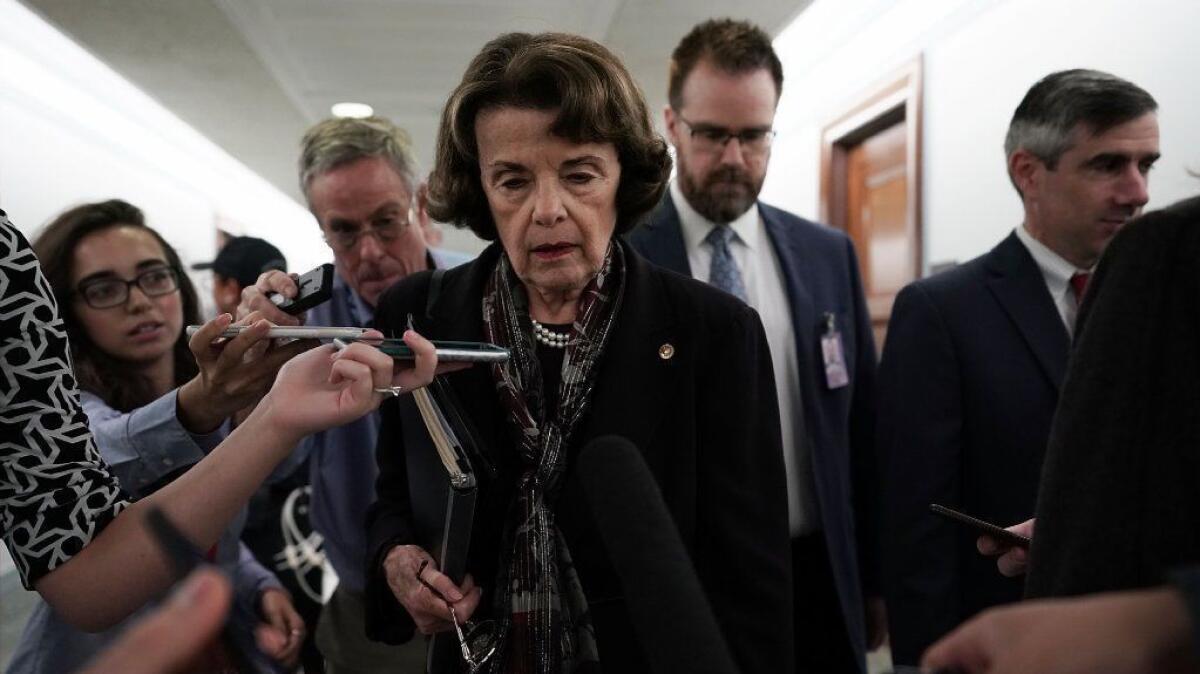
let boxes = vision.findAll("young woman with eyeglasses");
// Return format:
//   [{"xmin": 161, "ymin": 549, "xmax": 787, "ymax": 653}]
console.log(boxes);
[
  {"xmin": 11, "ymin": 200, "xmax": 310, "ymax": 672},
  {"xmin": 32, "ymin": 200, "xmax": 312, "ymax": 434}
]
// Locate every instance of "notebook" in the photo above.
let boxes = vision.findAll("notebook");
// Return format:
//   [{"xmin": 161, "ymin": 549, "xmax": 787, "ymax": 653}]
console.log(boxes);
[{"xmin": 411, "ymin": 376, "xmax": 484, "ymax": 673}]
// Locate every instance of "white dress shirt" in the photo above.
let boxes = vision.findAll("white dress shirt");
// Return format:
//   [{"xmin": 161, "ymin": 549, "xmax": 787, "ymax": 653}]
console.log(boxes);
[
  {"xmin": 1014, "ymin": 224, "xmax": 1092, "ymax": 336},
  {"xmin": 670, "ymin": 180, "xmax": 817, "ymax": 536}
]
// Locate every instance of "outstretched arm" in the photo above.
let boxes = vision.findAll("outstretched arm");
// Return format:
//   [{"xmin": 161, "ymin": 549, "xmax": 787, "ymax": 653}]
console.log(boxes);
[{"xmin": 34, "ymin": 332, "xmax": 440, "ymax": 630}]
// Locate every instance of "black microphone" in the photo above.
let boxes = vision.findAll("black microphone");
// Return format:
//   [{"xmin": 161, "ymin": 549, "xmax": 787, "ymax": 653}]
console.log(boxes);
[{"xmin": 568, "ymin": 435, "xmax": 739, "ymax": 674}]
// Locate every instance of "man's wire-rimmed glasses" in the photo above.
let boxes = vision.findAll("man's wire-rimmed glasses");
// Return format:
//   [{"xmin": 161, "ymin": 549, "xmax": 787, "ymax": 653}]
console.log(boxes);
[
  {"xmin": 322, "ymin": 203, "xmax": 416, "ymax": 252},
  {"xmin": 417, "ymin": 560, "xmax": 498, "ymax": 673}
]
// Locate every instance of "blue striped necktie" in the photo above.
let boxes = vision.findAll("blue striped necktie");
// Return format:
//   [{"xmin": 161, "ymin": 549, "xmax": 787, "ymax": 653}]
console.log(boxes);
[{"xmin": 705, "ymin": 225, "xmax": 747, "ymax": 302}]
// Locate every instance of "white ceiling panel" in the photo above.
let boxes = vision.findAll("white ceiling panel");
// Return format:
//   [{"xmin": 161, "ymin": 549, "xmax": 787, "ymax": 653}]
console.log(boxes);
[{"xmin": 21, "ymin": 0, "xmax": 812, "ymax": 204}]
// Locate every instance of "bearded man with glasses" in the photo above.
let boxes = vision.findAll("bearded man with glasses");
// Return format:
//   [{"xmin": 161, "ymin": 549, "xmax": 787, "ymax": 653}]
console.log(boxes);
[
  {"xmin": 237, "ymin": 115, "xmax": 470, "ymax": 673},
  {"xmin": 629, "ymin": 18, "xmax": 882, "ymax": 674}
]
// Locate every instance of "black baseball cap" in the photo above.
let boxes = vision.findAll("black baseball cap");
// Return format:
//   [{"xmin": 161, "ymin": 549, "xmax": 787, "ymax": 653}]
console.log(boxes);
[{"xmin": 194, "ymin": 236, "xmax": 287, "ymax": 288}]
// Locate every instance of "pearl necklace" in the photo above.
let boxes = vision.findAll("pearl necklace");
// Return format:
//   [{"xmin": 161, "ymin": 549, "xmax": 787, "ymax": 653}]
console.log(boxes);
[{"xmin": 530, "ymin": 319, "xmax": 570, "ymax": 349}]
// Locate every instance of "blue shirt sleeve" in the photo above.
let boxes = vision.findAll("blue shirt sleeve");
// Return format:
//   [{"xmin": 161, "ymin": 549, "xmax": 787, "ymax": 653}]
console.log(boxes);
[
  {"xmin": 80, "ymin": 390, "xmax": 224, "ymax": 499},
  {"xmin": 233, "ymin": 540, "xmax": 284, "ymax": 617}
]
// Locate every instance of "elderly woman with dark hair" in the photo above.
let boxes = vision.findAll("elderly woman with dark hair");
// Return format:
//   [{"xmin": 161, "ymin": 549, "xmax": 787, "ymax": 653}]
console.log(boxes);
[{"xmin": 364, "ymin": 32, "xmax": 792, "ymax": 673}]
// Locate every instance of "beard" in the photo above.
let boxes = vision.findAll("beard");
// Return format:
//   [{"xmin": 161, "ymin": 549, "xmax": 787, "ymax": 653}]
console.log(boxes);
[{"xmin": 676, "ymin": 156, "xmax": 765, "ymax": 224}]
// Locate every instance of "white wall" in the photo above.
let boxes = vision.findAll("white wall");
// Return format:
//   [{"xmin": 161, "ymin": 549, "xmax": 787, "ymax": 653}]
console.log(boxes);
[
  {"xmin": 0, "ymin": 0, "xmax": 329, "ymax": 275},
  {"xmin": 763, "ymin": 0, "xmax": 1200, "ymax": 271}
]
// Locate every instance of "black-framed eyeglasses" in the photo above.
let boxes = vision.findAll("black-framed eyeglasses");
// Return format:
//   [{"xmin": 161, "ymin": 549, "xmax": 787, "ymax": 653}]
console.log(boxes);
[
  {"xmin": 75, "ymin": 266, "xmax": 181, "ymax": 309},
  {"xmin": 417, "ymin": 560, "xmax": 497, "ymax": 673},
  {"xmin": 323, "ymin": 204, "xmax": 415, "ymax": 252},
  {"xmin": 676, "ymin": 113, "xmax": 776, "ymax": 155}
]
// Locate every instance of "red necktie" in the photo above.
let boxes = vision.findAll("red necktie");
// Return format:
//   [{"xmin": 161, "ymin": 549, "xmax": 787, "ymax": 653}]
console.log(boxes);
[{"xmin": 1069, "ymin": 272, "xmax": 1091, "ymax": 305}]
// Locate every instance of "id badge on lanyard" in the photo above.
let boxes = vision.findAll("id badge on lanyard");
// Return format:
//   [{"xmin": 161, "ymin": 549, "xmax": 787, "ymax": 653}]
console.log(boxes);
[{"xmin": 821, "ymin": 312, "xmax": 850, "ymax": 390}]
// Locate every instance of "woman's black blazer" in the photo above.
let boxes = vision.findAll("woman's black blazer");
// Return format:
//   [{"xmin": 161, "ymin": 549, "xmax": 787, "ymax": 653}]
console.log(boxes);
[{"xmin": 364, "ymin": 241, "xmax": 792, "ymax": 673}]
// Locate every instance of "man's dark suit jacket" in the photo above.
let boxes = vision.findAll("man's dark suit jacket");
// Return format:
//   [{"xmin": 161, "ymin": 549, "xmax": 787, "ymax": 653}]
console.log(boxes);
[
  {"xmin": 628, "ymin": 194, "xmax": 879, "ymax": 670},
  {"xmin": 878, "ymin": 232, "xmax": 1068, "ymax": 664},
  {"xmin": 363, "ymin": 241, "xmax": 794, "ymax": 674},
  {"xmin": 1026, "ymin": 196, "xmax": 1200, "ymax": 599}
]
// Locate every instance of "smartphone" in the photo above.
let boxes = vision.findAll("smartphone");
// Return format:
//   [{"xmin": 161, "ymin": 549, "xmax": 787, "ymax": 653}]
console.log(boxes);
[
  {"xmin": 270, "ymin": 263, "xmax": 334, "ymax": 315},
  {"xmin": 145, "ymin": 507, "xmax": 267, "ymax": 672},
  {"xmin": 351, "ymin": 337, "xmax": 510, "ymax": 363},
  {"xmin": 187, "ymin": 325, "xmax": 370, "ymax": 340},
  {"xmin": 929, "ymin": 504, "xmax": 1031, "ymax": 549}
]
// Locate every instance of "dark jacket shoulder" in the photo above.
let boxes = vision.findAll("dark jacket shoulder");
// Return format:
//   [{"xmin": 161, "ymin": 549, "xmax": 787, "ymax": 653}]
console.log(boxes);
[
  {"xmin": 1105, "ymin": 195, "xmax": 1200, "ymax": 257},
  {"xmin": 635, "ymin": 250, "xmax": 764, "ymax": 333},
  {"xmin": 758, "ymin": 201, "xmax": 849, "ymax": 248},
  {"xmin": 374, "ymin": 245, "xmax": 500, "ymax": 335},
  {"xmin": 900, "ymin": 233, "xmax": 1026, "ymax": 309}
]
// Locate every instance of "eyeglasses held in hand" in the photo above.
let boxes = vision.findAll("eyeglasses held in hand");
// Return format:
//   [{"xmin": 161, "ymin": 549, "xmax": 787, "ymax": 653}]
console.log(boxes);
[
  {"xmin": 675, "ymin": 113, "xmax": 776, "ymax": 156},
  {"xmin": 75, "ymin": 266, "xmax": 181, "ymax": 309},
  {"xmin": 417, "ymin": 559, "xmax": 498, "ymax": 673},
  {"xmin": 323, "ymin": 204, "xmax": 415, "ymax": 252}
]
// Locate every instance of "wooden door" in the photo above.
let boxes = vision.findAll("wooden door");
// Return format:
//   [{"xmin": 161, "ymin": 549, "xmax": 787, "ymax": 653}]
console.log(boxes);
[
  {"xmin": 821, "ymin": 58, "xmax": 922, "ymax": 352},
  {"xmin": 845, "ymin": 121, "xmax": 914, "ymax": 348}
]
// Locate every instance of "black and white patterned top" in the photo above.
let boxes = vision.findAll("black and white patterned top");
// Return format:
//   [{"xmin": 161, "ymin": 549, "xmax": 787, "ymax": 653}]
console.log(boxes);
[{"xmin": 0, "ymin": 211, "xmax": 127, "ymax": 588}]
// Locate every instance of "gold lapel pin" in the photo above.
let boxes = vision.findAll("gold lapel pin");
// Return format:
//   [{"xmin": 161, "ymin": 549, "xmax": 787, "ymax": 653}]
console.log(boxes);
[{"xmin": 658, "ymin": 343, "xmax": 675, "ymax": 360}]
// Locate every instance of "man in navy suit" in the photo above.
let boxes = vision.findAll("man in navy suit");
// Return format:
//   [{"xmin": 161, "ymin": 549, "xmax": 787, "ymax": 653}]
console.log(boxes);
[
  {"xmin": 878, "ymin": 70, "xmax": 1160, "ymax": 665},
  {"xmin": 628, "ymin": 19, "xmax": 881, "ymax": 673}
]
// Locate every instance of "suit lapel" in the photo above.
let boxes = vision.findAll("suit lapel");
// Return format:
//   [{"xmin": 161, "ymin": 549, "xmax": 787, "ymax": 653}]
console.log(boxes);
[
  {"xmin": 580, "ymin": 245, "xmax": 679, "ymax": 467},
  {"xmin": 635, "ymin": 194, "xmax": 693, "ymax": 276},
  {"xmin": 984, "ymin": 233, "xmax": 1070, "ymax": 390},
  {"xmin": 761, "ymin": 207, "xmax": 819, "ymax": 405}
]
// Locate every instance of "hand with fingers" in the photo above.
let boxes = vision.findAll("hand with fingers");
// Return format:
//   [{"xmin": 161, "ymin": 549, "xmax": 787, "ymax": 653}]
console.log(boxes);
[
  {"xmin": 382, "ymin": 545, "xmax": 482, "ymax": 635},
  {"xmin": 256, "ymin": 587, "xmax": 305, "ymax": 668},
  {"xmin": 76, "ymin": 569, "xmax": 318, "ymax": 674},
  {"xmin": 76, "ymin": 569, "xmax": 231, "ymax": 674},
  {"xmin": 922, "ymin": 586, "xmax": 1196, "ymax": 674},
  {"xmin": 238, "ymin": 269, "xmax": 306, "ymax": 326},
  {"xmin": 977, "ymin": 518, "xmax": 1034, "ymax": 577},
  {"xmin": 255, "ymin": 327, "xmax": 443, "ymax": 439},
  {"xmin": 176, "ymin": 313, "xmax": 317, "ymax": 434}
]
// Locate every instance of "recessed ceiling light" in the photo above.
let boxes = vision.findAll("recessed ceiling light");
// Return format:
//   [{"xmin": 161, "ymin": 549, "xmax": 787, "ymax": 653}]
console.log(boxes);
[{"xmin": 331, "ymin": 102, "xmax": 374, "ymax": 118}]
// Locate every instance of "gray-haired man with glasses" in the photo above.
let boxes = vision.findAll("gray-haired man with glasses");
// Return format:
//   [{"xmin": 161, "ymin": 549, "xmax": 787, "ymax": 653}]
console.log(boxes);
[
  {"xmin": 629, "ymin": 18, "xmax": 881, "ymax": 674},
  {"xmin": 237, "ymin": 115, "xmax": 468, "ymax": 673}
]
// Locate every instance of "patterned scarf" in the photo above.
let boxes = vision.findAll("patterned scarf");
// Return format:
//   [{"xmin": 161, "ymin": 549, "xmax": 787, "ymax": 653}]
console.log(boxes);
[{"xmin": 481, "ymin": 242, "xmax": 625, "ymax": 673}]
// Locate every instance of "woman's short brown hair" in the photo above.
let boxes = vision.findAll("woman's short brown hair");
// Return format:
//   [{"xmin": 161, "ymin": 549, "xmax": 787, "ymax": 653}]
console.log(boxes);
[{"xmin": 427, "ymin": 32, "xmax": 672, "ymax": 240}]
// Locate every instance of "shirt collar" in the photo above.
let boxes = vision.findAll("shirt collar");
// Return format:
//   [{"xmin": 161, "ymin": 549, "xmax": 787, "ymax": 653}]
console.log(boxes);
[
  {"xmin": 333, "ymin": 251, "xmax": 445, "ymax": 327},
  {"xmin": 1014, "ymin": 224, "xmax": 1090, "ymax": 295},
  {"xmin": 670, "ymin": 179, "xmax": 760, "ymax": 253},
  {"xmin": 334, "ymin": 270, "xmax": 374, "ymax": 326}
]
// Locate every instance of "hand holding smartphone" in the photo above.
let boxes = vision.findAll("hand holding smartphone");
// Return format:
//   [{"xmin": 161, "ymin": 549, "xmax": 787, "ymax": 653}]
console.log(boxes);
[
  {"xmin": 186, "ymin": 325, "xmax": 509, "ymax": 363},
  {"xmin": 270, "ymin": 263, "xmax": 334, "ymax": 315},
  {"xmin": 186, "ymin": 325, "xmax": 371, "ymax": 340},
  {"xmin": 929, "ymin": 504, "xmax": 1032, "ymax": 550}
]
